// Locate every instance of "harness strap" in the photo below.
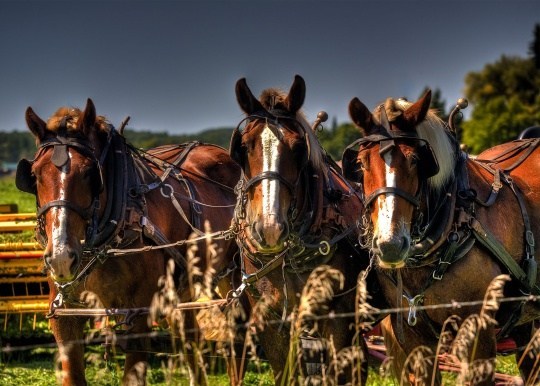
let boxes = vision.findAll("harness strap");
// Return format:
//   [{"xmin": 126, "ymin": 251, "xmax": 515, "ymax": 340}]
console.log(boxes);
[
  {"xmin": 160, "ymin": 183, "xmax": 205, "ymax": 237},
  {"xmin": 37, "ymin": 199, "xmax": 92, "ymax": 221},
  {"xmin": 470, "ymin": 218, "xmax": 540, "ymax": 295},
  {"xmin": 232, "ymin": 250, "xmax": 287, "ymax": 298},
  {"xmin": 141, "ymin": 216, "xmax": 188, "ymax": 269},
  {"xmin": 243, "ymin": 171, "xmax": 296, "ymax": 193},
  {"xmin": 364, "ymin": 187, "xmax": 420, "ymax": 208},
  {"xmin": 476, "ymin": 138, "xmax": 540, "ymax": 173}
]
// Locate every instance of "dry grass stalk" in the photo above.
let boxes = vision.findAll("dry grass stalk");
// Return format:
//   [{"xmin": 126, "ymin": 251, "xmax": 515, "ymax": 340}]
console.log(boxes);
[
  {"xmin": 432, "ymin": 315, "xmax": 460, "ymax": 386},
  {"xmin": 517, "ymin": 325, "xmax": 540, "ymax": 384},
  {"xmin": 295, "ymin": 265, "xmax": 344, "ymax": 335},
  {"xmin": 285, "ymin": 266, "xmax": 345, "ymax": 385},
  {"xmin": 401, "ymin": 345, "xmax": 433, "ymax": 386},
  {"xmin": 330, "ymin": 345, "xmax": 367, "ymax": 385},
  {"xmin": 451, "ymin": 275, "xmax": 509, "ymax": 385},
  {"xmin": 355, "ymin": 270, "xmax": 378, "ymax": 331}
]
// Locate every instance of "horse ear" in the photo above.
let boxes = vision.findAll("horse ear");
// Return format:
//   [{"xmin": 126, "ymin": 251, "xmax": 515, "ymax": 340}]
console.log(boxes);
[
  {"xmin": 403, "ymin": 90, "xmax": 431, "ymax": 127},
  {"xmin": 25, "ymin": 107, "xmax": 48, "ymax": 141},
  {"xmin": 79, "ymin": 98, "xmax": 97, "ymax": 134},
  {"xmin": 348, "ymin": 97, "xmax": 373, "ymax": 135},
  {"xmin": 285, "ymin": 75, "xmax": 306, "ymax": 113},
  {"xmin": 236, "ymin": 78, "xmax": 264, "ymax": 114}
]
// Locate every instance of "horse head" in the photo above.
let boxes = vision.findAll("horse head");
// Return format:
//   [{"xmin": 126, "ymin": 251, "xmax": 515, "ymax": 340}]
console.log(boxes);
[
  {"xmin": 17, "ymin": 99, "xmax": 110, "ymax": 282},
  {"xmin": 344, "ymin": 91, "xmax": 456, "ymax": 268},
  {"xmin": 232, "ymin": 75, "xmax": 327, "ymax": 254}
]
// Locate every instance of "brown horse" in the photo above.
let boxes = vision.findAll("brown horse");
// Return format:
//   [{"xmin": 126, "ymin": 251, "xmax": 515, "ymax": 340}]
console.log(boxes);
[
  {"xmin": 343, "ymin": 91, "xmax": 540, "ymax": 385},
  {"xmin": 230, "ymin": 75, "xmax": 381, "ymax": 385},
  {"xmin": 15, "ymin": 100, "xmax": 244, "ymax": 385}
]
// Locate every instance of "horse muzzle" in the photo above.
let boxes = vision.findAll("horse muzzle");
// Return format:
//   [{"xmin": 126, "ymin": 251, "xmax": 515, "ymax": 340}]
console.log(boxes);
[
  {"xmin": 373, "ymin": 234, "xmax": 409, "ymax": 269},
  {"xmin": 44, "ymin": 247, "xmax": 80, "ymax": 283},
  {"xmin": 250, "ymin": 214, "xmax": 289, "ymax": 252}
]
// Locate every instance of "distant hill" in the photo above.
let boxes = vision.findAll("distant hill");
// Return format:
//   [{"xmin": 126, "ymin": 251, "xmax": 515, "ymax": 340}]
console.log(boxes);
[
  {"xmin": 123, "ymin": 127, "xmax": 234, "ymax": 150},
  {"xmin": 0, "ymin": 127, "xmax": 235, "ymax": 168}
]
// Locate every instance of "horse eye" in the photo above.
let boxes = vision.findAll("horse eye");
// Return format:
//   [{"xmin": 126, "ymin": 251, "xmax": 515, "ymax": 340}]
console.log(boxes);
[
  {"xmin": 84, "ymin": 167, "xmax": 99, "ymax": 183},
  {"xmin": 410, "ymin": 154, "xmax": 420, "ymax": 166}
]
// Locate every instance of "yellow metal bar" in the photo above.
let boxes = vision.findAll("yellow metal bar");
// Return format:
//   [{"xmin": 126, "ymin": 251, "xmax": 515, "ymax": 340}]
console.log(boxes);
[
  {"xmin": 0, "ymin": 275, "xmax": 47, "ymax": 284},
  {"xmin": 0, "ymin": 251, "xmax": 43, "ymax": 259},
  {"xmin": 0, "ymin": 297, "xmax": 49, "ymax": 313},
  {"xmin": 0, "ymin": 258, "xmax": 44, "ymax": 275},
  {"xmin": 0, "ymin": 213, "xmax": 36, "ymax": 222},
  {"xmin": 0, "ymin": 220, "xmax": 36, "ymax": 232},
  {"xmin": 0, "ymin": 242, "xmax": 42, "ymax": 251}
]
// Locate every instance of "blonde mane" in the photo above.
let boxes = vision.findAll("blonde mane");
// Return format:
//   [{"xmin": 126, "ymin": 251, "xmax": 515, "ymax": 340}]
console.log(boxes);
[
  {"xmin": 46, "ymin": 107, "xmax": 112, "ymax": 133},
  {"xmin": 259, "ymin": 89, "xmax": 327, "ymax": 174},
  {"xmin": 375, "ymin": 98, "xmax": 456, "ymax": 190}
]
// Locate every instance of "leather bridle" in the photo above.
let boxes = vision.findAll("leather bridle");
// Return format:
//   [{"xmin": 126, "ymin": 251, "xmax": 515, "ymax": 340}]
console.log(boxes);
[{"xmin": 16, "ymin": 129, "xmax": 113, "ymax": 251}]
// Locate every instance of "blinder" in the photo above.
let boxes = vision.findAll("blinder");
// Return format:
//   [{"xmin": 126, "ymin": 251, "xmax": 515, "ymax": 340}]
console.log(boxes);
[
  {"xmin": 342, "ymin": 147, "xmax": 362, "ymax": 182},
  {"xmin": 417, "ymin": 142, "xmax": 439, "ymax": 178},
  {"xmin": 229, "ymin": 127, "xmax": 243, "ymax": 165},
  {"xmin": 342, "ymin": 134, "xmax": 440, "ymax": 183},
  {"xmin": 16, "ymin": 158, "xmax": 36, "ymax": 195}
]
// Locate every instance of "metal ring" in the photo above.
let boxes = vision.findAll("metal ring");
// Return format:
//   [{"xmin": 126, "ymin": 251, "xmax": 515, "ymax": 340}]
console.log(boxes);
[
  {"xmin": 160, "ymin": 183, "xmax": 174, "ymax": 198},
  {"xmin": 318, "ymin": 240, "xmax": 331, "ymax": 256}
]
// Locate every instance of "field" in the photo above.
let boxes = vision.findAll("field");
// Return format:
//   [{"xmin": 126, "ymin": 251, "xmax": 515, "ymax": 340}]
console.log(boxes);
[{"xmin": 0, "ymin": 176, "xmax": 525, "ymax": 385}]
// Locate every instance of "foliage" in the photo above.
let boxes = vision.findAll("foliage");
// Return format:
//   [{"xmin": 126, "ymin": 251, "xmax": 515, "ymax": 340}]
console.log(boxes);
[
  {"xmin": 0, "ymin": 131, "xmax": 37, "ymax": 167},
  {"xmin": 529, "ymin": 23, "xmax": 540, "ymax": 69},
  {"xmin": 461, "ymin": 54, "xmax": 540, "ymax": 153},
  {"xmin": 316, "ymin": 122, "xmax": 359, "ymax": 161}
]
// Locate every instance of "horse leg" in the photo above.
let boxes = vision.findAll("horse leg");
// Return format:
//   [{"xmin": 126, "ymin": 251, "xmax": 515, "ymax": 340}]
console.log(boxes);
[
  {"xmin": 385, "ymin": 317, "xmax": 442, "ymax": 386},
  {"xmin": 122, "ymin": 317, "xmax": 150, "ymax": 386},
  {"xmin": 511, "ymin": 321, "xmax": 540, "ymax": 384},
  {"xmin": 255, "ymin": 325, "xmax": 294, "ymax": 384},
  {"xmin": 51, "ymin": 316, "xmax": 88, "ymax": 386},
  {"xmin": 318, "ymin": 320, "xmax": 367, "ymax": 385},
  {"xmin": 380, "ymin": 316, "xmax": 410, "ymax": 382}
]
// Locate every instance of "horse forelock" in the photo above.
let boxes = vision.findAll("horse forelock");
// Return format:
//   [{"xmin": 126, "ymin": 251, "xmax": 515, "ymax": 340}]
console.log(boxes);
[
  {"xmin": 375, "ymin": 98, "xmax": 456, "ymax": 190},
  {"xmin": 46, "ymin": 107, "xmax": 112, "ymax": 134},
  {"xmin": 258, "ymin": 88, "xmax": 327, "ymax": 174}
]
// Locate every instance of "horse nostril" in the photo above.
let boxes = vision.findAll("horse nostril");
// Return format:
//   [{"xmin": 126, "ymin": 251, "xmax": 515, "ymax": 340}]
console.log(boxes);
[
  {"xmin": 401, "ymin": 236, "xmax": 410, "ymax": 252},
  {"xmin": 69, "ymin": 251, "xmax": 79, "ymax": 268}
]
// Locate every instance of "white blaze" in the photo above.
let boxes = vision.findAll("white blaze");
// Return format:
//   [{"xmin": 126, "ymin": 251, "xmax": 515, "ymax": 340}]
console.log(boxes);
[
  {"xmin": 377, "ymin": 151, "xmax": 396, "ymax": 241},
  {"xmin": 261, "ymin": 124, "xmax": 280, "ymax": 222},
  {"xmin": 51, "ymin": 152, "xmax": 70, "ymax": 260}
]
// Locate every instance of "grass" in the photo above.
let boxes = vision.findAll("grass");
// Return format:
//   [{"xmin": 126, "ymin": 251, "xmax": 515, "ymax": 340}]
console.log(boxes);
[
  {"xmin": 0, "ymin": 176, "xmax": 36, "ymax": 244},
  {"xmin": 0, "ymin": 352, "xmax": 520, "ymax": 385},
  {"xmin": 0, "ymin": 176, "xmax": 35, "ymax": 213}
]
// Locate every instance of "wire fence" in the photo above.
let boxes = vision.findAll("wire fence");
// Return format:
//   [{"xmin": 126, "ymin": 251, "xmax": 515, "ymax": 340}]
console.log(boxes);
[{"xmin": 2, "ymin": 292, "xmax": 539, "ymax": 356}]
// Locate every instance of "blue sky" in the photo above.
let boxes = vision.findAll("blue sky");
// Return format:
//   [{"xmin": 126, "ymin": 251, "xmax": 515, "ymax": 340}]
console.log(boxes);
[{"xmin": 1, "ymin": 0, "xmax": 538, "ymax": 134}]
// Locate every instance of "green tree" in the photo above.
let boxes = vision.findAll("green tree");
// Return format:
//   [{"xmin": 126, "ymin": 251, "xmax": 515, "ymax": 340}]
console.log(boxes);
[
  {"xmin": 530, "ymin": 23, "xmax": 540, "ymax": 69},
  {"xmin": 461, "ymin": 53, "xmax": 540, "ymax": 153},
  {"xmin": 317, "ymin": 122, "xmax": 359, "ymax": 161}
]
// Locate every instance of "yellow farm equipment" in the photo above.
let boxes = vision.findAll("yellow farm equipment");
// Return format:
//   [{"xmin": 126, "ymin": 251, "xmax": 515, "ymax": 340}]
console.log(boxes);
[{"xmin": 0, "ymin": 212, "xmax": 50, "ymax": 338}]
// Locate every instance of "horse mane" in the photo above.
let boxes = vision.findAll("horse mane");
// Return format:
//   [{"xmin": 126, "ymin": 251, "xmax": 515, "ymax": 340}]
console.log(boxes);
[
  {"xmin": 259, "ymin": 88, "xmax": 327, "ymax": 174},
  {"xmin": 376, "ymin": 98, "xmax": 456, "ymax": 190},
  {"xmin": 47, "ymin": 107, "xmax": 112, "ymax": 133}
]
